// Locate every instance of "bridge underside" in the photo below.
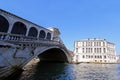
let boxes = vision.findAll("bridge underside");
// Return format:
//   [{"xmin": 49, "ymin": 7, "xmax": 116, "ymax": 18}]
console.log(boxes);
[{"xmin": 38, "ymin": 48, "xmax": 68, "ymax": 63}]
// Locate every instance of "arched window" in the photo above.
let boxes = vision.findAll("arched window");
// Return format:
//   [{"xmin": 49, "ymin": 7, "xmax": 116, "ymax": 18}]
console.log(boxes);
[
  {"xmin": 0, "ymin": 15, "xmax": 9, "ymax": 33},
  {"xmin": 28, "ymin": 27, "xmax": 38, "ymax": 37},
  {"xmin": 11, "ymin": 22, "xmax": 27, "ymax": 35},
  {"xmin": 46, "ymin": 32, "xmax": 51, "ymax": 40},
  {"xmin": 39, "ymin": 30, "xmax": 46, "ymax": 39}
]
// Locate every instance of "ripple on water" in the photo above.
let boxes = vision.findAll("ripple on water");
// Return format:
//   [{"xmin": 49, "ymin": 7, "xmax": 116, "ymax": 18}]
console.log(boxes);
[{"xmin": 18, "ymin": 62, "xmax": 120, "ymax": 80}]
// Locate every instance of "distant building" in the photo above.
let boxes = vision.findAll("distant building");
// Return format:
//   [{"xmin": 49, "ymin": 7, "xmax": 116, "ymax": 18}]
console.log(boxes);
[
  {"xmin": 68, "ymin": 50, "xmax": 74, "ymax": 57},
  {"xmin": 73, "ymin": 38, "xmax": 118, "ymax": 63},
  {"xmin": 117, "ymin": 55, "xmax": 120, "ymax": 63}
]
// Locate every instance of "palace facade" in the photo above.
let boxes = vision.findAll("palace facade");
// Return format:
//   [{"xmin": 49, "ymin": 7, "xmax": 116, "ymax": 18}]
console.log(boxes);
[{"xmin": 73, "ymin": 38, "xmax": 118, "ymax": 63}]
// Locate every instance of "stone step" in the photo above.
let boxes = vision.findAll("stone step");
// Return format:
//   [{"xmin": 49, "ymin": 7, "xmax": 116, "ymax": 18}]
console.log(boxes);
[{"xmin": 0, "ymin": 67, "xmax": 14, "ymax": 78}]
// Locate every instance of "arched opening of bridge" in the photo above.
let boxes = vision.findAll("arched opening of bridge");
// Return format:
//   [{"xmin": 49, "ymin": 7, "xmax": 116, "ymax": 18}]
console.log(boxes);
[
  {"xmin": 11, "ymin": 22, "xmax": 27, "ymax": 35},
  {"xmin": 28, "ymin": 27, "xmax": 38, "ymax": 37},
  {"xmin": 46, "ymin": 32, "xmax": 51, "ymax": 40},
  {"xmin": 0, "ymin": 15, "xmax": 9, "ymax": 33},
  {"xmin": 39, "ymin": 30, "xmax": 46, "ymax": 39},
  {"xmin": 38, "ymin": 48, "xmax": 68, "ymax": 63}
]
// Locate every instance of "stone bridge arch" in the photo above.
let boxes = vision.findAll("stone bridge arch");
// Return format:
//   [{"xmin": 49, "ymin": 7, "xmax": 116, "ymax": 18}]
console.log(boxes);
[
  {"xmin": 20, "ymin": 46, "xmax": 71, "ymax": 68},
  {"xmin": 34, "ymin": 46, "xmax": 70, "ymax": 63}
]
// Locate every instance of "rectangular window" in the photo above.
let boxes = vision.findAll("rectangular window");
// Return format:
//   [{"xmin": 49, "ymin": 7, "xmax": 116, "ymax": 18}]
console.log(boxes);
[
  {"xmin": 75, "ymin": 42, "xmax": 78, "ymax": 47},
  {"xmin": 97, "ymin": 42, "xmax": 98, "ymax": 46},
  {"xmin": 91, "ymin": 55, "xmax": 93, "ymax": 58},
  {"xmin": 100, "ymin": 48, "xmax": 101, "ymax": 53},
  {"xmin": 86, "ymin": 48, "xmax": 88, "ymax": 53},
  {"xmin": 82, "ymin": 48, "xmax": 84, "ymax": 53},
  {"xmin": 94, "ymin": 42, "xmax": 96, "ymax": 46},
  {"xmin": 95, "ymin": 48, "xmax": 96, "ymax": 53},
  {"xmin": 104, "ymin": 48, "xmax": 106, "ymax": 53},
  {"xmin": 95, "ymin": 55, "xmax": 96, "ymax": 58},
  {"xmin": 89, "ymin": 48, "xmax": 90, "ymax": 53},
  {"xmin": 82, "ymin": 42, "xmax": 84, "ymax": 46},
  {"xmin": 90, "ymin": 42, "xmax": 91, "ymax": 46},
  {"xmin": 104, "ymin": 55, "xmax": 106, "ymax": 59},
  {"xmin": 100, "ymin": 56, "xmax": 102, "ymax": 59},
  {"xmin": 97, "ymin": 48, "xmax": 99, "ymax": 53},
  {"xmin": 89, "ymin": 55, "xmax": 90, "ymax": 58},
  {"xmin": 99, "ymin": 42, "xmax": 101, "ymax": 46},
  {"xmin": 83, "ymin": 55, "xmax": 85, "ymax": 58},
  {"xmin": 76, "ymin": 48, "xmax": 78, "ymax": 53}
]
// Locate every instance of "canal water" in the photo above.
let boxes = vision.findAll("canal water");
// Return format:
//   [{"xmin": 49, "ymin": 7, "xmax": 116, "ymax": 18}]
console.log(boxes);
[{"xmin": 18, "ymin": 62, "xmax": 120, "ymax": 80}]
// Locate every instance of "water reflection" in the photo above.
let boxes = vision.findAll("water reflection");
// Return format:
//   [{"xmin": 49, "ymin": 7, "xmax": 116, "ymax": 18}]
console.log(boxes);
[
  {"xmin": 74, "ymin": 63, "xmax": 120, "ymax": 80},
  {"xmin": 19, "ymin": 62, "xmax": 120, "ymax": 80},
  {"xmin": 30, "ymin": 62, "xmax": 75, "ymax": 80}
]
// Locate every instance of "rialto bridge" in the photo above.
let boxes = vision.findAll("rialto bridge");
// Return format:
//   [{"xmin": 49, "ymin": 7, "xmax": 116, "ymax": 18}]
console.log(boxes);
[{"xmin": 0, "ymin": 9, "xmax": 72, "ymax": 78}]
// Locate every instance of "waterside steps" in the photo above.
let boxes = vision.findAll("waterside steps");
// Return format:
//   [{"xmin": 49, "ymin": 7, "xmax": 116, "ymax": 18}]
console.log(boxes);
[{"xmin": 0, "ymin": 66, "xmax": 23, "ymax": 80}]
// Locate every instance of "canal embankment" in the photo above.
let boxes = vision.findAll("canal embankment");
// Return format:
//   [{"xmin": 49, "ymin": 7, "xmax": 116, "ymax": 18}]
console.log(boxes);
[{"xmin": 18, "ymin": 58, "xmax": 40, "ymax": 80}]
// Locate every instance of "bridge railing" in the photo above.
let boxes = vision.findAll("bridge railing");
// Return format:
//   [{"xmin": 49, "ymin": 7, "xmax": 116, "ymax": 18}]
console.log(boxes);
[
  {"xmin": 0, "ymin": 32, "xmax": 38, "ymax": 41},
  {"xmin": 0, "ymin": 32, "xmax": 66, "ymax": 48}
]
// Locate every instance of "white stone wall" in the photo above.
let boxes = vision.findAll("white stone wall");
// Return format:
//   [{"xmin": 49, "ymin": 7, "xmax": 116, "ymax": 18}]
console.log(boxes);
[{"xmin": 73, "ymin": 38, "xmax": 117, "ymax": 63}]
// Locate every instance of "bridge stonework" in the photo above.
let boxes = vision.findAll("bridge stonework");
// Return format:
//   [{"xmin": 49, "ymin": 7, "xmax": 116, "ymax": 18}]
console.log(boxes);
[{"xmin": 0, "ymin": 9, "xmax": 72, "ymax": 78}]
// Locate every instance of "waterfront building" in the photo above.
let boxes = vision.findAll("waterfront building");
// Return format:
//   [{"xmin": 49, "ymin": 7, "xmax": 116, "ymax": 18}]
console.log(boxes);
[
  {"xmin": 73, "ymin": 38, "xmax": 117, "ymax": 63},
  {"xmin": 117, "ymin": 55, "xmax": 120, "ymax": 63}
]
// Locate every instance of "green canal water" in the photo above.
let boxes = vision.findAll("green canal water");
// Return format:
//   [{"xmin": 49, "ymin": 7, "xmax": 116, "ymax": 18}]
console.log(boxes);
[{"xmin": 18, "ymin": 62, "xmax": 120, "ymax": 80}]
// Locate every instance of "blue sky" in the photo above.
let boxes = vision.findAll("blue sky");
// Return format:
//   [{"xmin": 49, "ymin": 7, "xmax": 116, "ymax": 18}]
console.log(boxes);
[{"xmin": 0, "ymin": 0, "xmax": 120, "ymax": 54}]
